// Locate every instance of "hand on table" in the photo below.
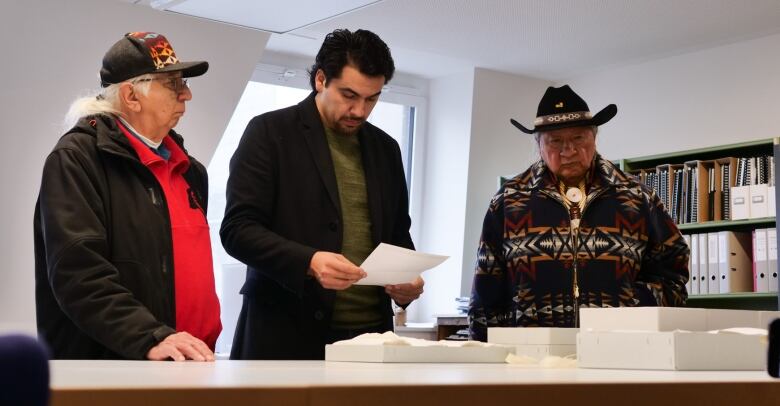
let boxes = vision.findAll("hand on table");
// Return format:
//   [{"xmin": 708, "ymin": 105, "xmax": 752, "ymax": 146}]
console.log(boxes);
[{"xmin": 146, "ymin": 332, "xmax": 214, "ymax": 362}]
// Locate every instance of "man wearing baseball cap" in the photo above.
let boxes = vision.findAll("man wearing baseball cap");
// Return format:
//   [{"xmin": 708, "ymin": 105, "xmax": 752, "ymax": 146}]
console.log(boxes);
[
  {"xmin": 34, "ymin": 32, "xmax": 221, "ymax": 360},
  {"xmin": 469, "ymin": 85, "xmax": 689, "ymax": 340}
]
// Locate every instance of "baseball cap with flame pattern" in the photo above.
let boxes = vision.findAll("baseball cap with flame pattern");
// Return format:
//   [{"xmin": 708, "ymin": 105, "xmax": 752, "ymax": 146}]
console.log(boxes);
[{"xmin": 99, "ymin": 32, "xmax": 208, "ymax": 87}]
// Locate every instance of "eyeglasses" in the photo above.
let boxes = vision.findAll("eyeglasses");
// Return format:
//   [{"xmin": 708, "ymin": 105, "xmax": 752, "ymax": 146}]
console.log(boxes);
[
  {"xmin": 541, "ymin": 133, "xmax": 593, "ymax": 152},
  {"xmin": 132, "ymin": 76, "xmax": 190, "ymax": 95}
]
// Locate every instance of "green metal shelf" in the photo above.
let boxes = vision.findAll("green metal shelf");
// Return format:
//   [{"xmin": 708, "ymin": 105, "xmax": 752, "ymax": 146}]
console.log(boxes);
[
  {"xmin": 677, "ymin": 217, "xmax": 776, "ymax": 233},
  {"xmin": 621, "ymin": 138, "xmax": 774, "ymax": 172},
  {"xmin": 685, "ymin": 292, "xmax": 778, "ymax": 311},
  {"xmin": 617, "ymin": 137, "xmax": 780, "ymax": 311}
]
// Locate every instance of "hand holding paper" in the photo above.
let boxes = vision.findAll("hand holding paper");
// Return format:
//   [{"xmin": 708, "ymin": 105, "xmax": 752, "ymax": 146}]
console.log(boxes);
[
  {"xmin": 385, "ymin": 276, "xmax": 424, "ymax": 305},
  {"xmin": 356, "ymin": 243, "xmax": 448, "ymax": 286},
  {"xmin": 309, "ymin": 251, "xmax": 366, "ymax": 290}
]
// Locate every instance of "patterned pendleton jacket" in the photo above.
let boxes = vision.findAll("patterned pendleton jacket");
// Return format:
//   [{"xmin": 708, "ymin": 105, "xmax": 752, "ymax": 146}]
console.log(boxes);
[{"xmin": 469, "ymin": 154, "xmax": 689, "ymax": 341}]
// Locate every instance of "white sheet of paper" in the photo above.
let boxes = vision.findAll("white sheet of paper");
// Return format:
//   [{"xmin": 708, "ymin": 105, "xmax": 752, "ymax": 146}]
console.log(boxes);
[{"xmin": 356, "ymin": 243, "xmax": 448, "ymax": 286}]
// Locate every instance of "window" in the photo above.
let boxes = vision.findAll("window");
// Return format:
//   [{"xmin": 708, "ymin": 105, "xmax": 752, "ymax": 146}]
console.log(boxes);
[{"xmin": 206, "ymin": 80, "xmax": 421, "ymax": 354}]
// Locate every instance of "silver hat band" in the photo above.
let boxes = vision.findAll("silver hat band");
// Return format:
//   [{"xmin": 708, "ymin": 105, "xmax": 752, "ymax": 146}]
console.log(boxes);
[{"xmin": 534, "ymin": 111, "xmax": 592, "ymax": 126}]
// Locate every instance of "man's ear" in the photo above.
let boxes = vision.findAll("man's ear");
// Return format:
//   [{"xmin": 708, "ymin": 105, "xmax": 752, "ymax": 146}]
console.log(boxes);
[
  {"xmin": 314, "ymin": 69, "xmax": 327, "ymax": 92},
  {"xmin": 118, "ymin": 82, "xmax": 142, "ymax": 113}
]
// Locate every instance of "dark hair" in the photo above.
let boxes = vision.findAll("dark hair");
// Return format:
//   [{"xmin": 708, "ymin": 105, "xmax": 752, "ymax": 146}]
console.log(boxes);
[{"xmin": 308, "ymin": 29, "xmax": 395, "ymax": 90}]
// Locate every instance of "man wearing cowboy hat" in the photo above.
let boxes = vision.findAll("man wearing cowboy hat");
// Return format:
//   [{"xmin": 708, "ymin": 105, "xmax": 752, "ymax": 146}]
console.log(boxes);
[{"xmin": 468, "ymin": 85, "xmax": 689, "ymax": 340}]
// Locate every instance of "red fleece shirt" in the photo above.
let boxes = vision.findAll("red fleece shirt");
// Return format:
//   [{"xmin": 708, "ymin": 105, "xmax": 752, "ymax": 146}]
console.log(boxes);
[{"xmin": 119, "ymin": 121, "xmax": 222, "ymax": 350}]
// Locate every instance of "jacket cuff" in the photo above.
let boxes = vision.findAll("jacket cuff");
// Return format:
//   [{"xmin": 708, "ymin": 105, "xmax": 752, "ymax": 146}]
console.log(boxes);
[{"xmin": 138, "ymin": 325, "xmax": 177, "ymax": 359}]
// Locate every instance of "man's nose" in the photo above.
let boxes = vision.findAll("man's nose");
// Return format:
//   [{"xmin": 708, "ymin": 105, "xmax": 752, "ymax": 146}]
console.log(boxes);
[
  {"xmin": 350, "ymin": 100, "xmax": 366, "ymax": 118},
  {"xmin": 178, "ymin": 86, "xmax": 192, "ymax": 102},
  {"xmin": 559, "ymin": 139, "xmax": 577, "ymax": 153}
]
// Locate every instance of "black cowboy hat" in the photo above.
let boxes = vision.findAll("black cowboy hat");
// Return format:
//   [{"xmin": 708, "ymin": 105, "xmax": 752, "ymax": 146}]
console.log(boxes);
[{"xmin": 510, "ymin": 85, "xmax": 617, "ymax": 134}]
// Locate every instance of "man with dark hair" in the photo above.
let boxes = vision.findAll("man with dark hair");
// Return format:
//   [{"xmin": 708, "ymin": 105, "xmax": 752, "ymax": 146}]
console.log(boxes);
[{"xmin": 222, "ymin": 28, "xmax": 424, "ymax": 360}]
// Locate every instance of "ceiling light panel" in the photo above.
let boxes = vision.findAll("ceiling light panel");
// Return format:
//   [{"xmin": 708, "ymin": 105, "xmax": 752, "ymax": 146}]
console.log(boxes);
[{"xmin": 167, "ymin": 0, "xmax": 382, "ymax": 33}]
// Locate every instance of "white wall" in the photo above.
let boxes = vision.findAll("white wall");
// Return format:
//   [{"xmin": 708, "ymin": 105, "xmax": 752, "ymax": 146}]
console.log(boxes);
[
  {"xmin": 565, "ymin": 32, "xmax": 780, "ymax": 161},
  {"xmin": 407, "ymin": 70, "xmax": 475, "ymax": 322},
  {"xmin": 460, "ymin": 69, "xmax": 552, "ymax": 295},
  {"xmin": 0, "ymin": 0, "xmax": 268, "ymax": 332}
]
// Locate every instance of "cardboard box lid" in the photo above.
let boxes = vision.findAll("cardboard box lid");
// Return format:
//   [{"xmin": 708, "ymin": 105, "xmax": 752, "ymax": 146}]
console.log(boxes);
[{"xmin": 580, "ymin": 307, "xmax": 780, "ymax": 332}]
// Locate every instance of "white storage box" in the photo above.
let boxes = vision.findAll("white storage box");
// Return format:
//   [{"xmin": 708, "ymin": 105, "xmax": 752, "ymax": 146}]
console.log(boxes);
[
  {"xmin": 577, "ymin": 330, "xmax": 766, "ymax": 370},
  {"xmin": 325, "ymin": 343, "xmax": 513, "ymax": 363},
  {"xmin": 580, "ymin": 307, "xmax": 780, "ymax": 331},
  {"xmin": 580, "ymin": 307, "xmax": 706, "ymax": 331},
  {"xmin": 488, "ymin": 327, "xmax": 577, "ymax": 358}
]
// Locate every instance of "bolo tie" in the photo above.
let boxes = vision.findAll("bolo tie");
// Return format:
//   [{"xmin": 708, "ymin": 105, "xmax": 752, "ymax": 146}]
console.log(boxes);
[{"xmin": 560, "ymin": 181, "xmax": 586, "ymax": 327}]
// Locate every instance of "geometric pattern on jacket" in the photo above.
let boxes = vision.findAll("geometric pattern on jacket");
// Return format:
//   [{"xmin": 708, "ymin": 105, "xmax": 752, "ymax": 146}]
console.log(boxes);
[{"xmin": 469, "ymin": 154, "xmax": 690, "ymax": 341}]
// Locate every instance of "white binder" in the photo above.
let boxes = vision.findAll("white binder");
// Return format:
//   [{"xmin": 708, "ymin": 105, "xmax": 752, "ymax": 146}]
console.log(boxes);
[
  {"xmin": 753, "ymin": 229, "xmax": 769, "ymax": 292},
  {"xmin": 717, "ymin": 231, "xmax": 752, "ymax": 293},
  {"xmin": 683, "ymin": 234, "xmax": 692, "ymax": 294},
  {"xmin": 731, "ymin": 185, "xmax": 750, "ymax": 220},
  {"xmin": 768, "ymin": 228, "xmax": 778, "ymax": 293},
  {"xmin": 707, "ymin": 233, "xmax": 719, "ymax": 293},
  {"xmin": 698, "ymin": 233, "xmax": 709, "ymax": 294},
  {"xmin": 749, "ymin": 184, "xmax": 769, "ymax": 218},
  {"xmin": 690, "ymin": 234, "xmax": 699, "ymax": 295}
]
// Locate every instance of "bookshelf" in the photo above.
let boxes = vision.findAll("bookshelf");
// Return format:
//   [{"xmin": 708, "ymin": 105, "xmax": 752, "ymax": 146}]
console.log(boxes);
[{"xmin": 620, "ymin": 138, "xmax": 779, "ymax": 311}]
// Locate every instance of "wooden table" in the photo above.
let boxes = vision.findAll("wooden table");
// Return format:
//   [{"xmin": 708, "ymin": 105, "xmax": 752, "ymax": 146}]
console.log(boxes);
[{"xmin": 50, "ymin": 360, "xmax": 780, "ymax": 406}]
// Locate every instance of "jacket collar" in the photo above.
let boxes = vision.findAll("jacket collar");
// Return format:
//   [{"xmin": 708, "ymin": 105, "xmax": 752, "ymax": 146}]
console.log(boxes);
[
  {"xmin": 298, "ymin": 92, "xmax": 342, "ymax": 216},
  {"xmin": 296, "ymin": 91, "xmax": 384, "ymax": 245},
  {"xmin": 522, "ymin": 154, "xmax": 632, "ymax": 196},
  {"xmin": 70, "ymin": 114, "xmax": 189, "ymax": 162}
]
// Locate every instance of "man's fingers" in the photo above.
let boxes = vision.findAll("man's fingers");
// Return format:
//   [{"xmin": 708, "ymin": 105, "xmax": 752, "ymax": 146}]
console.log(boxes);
[
  {"xmin": 149, "ymin": 344, "xmax": 185, "ymax": 362},
  {"xmin": 321, "ymin": 278, "xmax": 354, "ymax": 290},
  {"xmin": 147, "ymin": 332, "xmax": 214, "ymax": 362},
  {"xmin": 178, "ymin": 342, "xmax": 206, "ymax": 361},
  {"xmin": 192, "ymin": 341, "xmax": 215, "ymax": 362},
  {"xmin": 329, "ymin": 260, "xmax": 365, "ymax": 278}
]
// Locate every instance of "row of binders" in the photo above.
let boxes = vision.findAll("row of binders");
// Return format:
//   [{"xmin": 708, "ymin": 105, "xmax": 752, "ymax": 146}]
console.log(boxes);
[
  {"xmin": 631, "ymin": 155, "xmax": 775, "ymax": 224},
  {"xmin": 683, "ymin": 228, "xmax": 778, "ymax": 296}
]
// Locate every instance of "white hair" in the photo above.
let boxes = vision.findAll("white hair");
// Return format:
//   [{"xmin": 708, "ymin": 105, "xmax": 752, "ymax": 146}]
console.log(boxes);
[{"xmin": 63, "ymin": 73, "xmax": 155, "ymax": 130}]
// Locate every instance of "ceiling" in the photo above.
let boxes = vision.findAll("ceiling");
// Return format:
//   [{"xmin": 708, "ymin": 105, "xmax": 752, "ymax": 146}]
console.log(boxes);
[{"xmin": 122, "ymin": 0, "xmax": 780, "ymax": 80}]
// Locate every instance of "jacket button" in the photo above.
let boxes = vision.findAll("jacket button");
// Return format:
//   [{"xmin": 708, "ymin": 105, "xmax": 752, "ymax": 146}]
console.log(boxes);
[
  {"xmin": 314, "ymin": 310, "xmax": 324, "ymax": 320},
  {"xmin": 328, "ymin": 222, "xmax": 338, "ymax": 232}
]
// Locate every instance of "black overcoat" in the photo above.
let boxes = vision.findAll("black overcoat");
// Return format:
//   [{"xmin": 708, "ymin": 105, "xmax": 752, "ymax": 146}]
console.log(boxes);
[{"xmin": 221, "ymin": 92, "xmax": 414, "ymax": 359}]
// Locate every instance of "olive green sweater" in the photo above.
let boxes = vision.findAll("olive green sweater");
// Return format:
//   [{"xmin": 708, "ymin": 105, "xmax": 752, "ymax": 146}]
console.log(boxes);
[{"xmin": 325, "ymin": 127, "xmax": 383, "ymax": 330}]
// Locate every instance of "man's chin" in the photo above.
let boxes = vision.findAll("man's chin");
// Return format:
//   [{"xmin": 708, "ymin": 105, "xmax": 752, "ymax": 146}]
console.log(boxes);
[
  {"xmin": 557, "ymin": 169, "xmax": 587, "ymax": 184},
  {"xmin": 337, "ymin": 124, "xmax": 362, "ymax": 135}
]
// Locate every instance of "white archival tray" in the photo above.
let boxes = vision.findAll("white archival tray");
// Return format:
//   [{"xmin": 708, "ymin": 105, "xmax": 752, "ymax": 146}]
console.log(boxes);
[
  {"xmin": 580, "ymin": 307, "xmax": 780, "ymax": 332},
  {"xmin": 577, "ymin": 330, "xmax": 766, "ymax": 370},
  {"xmin": 488, "ymin": 327, "xmax": 578, "ymax": 344},
  {"xmin": 325, "ymin": 343, "xmax": 513, "ymax": 363},
  {"xmin": 510, "ymin": 344, "xmax": 577, "ymax": 358},
  {"xmin": 488, "ymin": 327, "xmax": 578, "ymax": 358}
]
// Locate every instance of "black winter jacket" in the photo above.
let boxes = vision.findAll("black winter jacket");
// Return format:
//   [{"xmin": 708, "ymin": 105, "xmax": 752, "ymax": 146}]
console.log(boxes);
[{"xmin": 34, "ymin": 115, "xmax": 208, "ymax": 359}]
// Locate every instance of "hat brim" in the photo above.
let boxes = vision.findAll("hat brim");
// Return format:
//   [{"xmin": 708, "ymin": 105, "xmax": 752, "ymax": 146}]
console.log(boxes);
[
  {"xmin": 511, "ymin": 104, "xmax": 617, "ymax": 134},
  {"xmin": 155, "ymin": 60, "xmax": 209, "ymax": 78}
]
